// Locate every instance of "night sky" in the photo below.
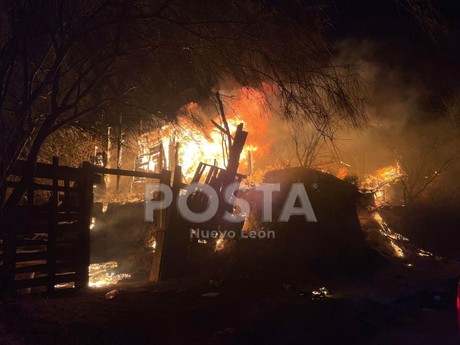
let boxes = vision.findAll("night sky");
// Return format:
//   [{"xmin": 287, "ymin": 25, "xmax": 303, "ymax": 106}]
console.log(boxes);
[{"xmin": 330, "ymin": 0, "xmax": 460, "ymax": 118}]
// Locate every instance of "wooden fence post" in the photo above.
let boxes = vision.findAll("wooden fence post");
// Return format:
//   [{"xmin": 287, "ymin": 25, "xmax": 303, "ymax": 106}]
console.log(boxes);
[
  {"xmin": 76, "ymin": 162, "xmax": 93, "ymax": 289},
  {"xmin": 159, "ymin": 165, "xmax": 188, "ymax": 280},
  {"xmin": 47, "ymin": 156, "xmax": 59, "ymax": 293},
  {"xmin": 148, "ymin": 169, "xmax": 172, "ymax": 282},
  {"xmin": 0, "ymin": 213, "xmax": 16, "ymax": 297}
]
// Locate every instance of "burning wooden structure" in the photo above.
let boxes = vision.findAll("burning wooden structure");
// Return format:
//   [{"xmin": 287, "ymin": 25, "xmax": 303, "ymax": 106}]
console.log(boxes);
[
  {"xmin": 359, "ymin": 163, "xmax": 405, "ymax": 206},
  {"xmin": 0, "ymin": 104, "xmax": 250, "ymax": 293},
  {"xmin": 159, "ymin": 122, "xmax": 248, "ymax": 279},
  {"xmin": 1, "ymin": 95, "xmax": 398, "ymax": 294}
]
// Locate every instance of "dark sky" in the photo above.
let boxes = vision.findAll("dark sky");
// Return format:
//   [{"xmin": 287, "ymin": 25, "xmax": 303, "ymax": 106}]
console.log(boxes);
[
  {"xmin": 269, "ymin": 0, "xmax": 460, "ymax": 170},
  {"xmin": 329, "ymin": 0, "xmax": 460, "ymax": 114},
  {"xmin": 265, "ymin": 0, "xmax": 460, "ymax": 122}
]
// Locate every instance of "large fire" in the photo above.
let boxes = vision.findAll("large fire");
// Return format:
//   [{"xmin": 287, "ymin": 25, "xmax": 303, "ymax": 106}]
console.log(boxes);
[
  {"xmin": 136, "ymin": 86, "xmax": 408, "ymax": 206},
  {"xmin": 360, "ymin": 162, "xmax": 402, "ymax": 189},
  {"xmin": 138, "ymin": 88, "xmax": 273, "ymax": 182},
  {"xmin": 359, "ymin": 162, "xmax": 404, "ymax": 205}
]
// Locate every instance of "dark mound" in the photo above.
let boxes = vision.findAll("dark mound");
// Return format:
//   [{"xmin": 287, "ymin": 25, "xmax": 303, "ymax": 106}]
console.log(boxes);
[{"xmin": 239, "ymin": 167, "xmax": 383, "ymax": 280}]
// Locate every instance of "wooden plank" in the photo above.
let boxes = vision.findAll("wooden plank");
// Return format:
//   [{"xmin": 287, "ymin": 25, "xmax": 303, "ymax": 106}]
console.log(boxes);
[
  {"xmin": 211, "ymin": 119, "xmax": 233, "ymax": 138},
  {"xmin": 150, "ymin": 169, "xmax": 172, "ymax": 282},
  {"xmin": 64, "ymin": 179, "xmax": 70, "ymax": 213},
  {"xmin": 15, "ymin": 223, "xmax": 50, "ymax": 234},
  {"xmin": 16, "ymin": 239, "xmax": 48, "ymax": 246},
  {"xmin": 6, "ymin": 181, "xmax": 78, "ymax": 192},
  {"xmin": 193, "ymin": 162, "xmax": 246, "ymax": 180},
  {"xmin": 14, "ymin": 273, "xmax": 76, "ymax": 290},
  {"xmin": 9, "ymin": 161, "xmax": 100, "ymax": 184},
  {"xmin": 15, "ymin": 251, "xmax": 48, "ymax": 262},
  {"xmin": 55, "ymin": 243, "xmax": 78, "ymax": 255},
  {"xmin": 57, "ymin": 212, "xmax": 79, "ymax": 222},
  {"xmin": 192, "ymin": 162, "xmax": 206, "ymax": 183},
  {"xmin": 17, "ymin": 211, "xmax": 79, "ymax": 223},
  {"xmin": 92, "ymin": 166, "xmax": 165, "ymax": 179},
  {"xmin": 56, "ymin": 222, "xmax": 80, "ymax": 235},
  {"xmin": 225, "ymin": 123, "xmax": 248, "ymax": 179},
  {"xmin": 11, "ymin": 160, "xmax": 81, "ymax": 180},
  {"xmin": 15, "ymin": 262, "xmax": 77, "ymax": 274},
  {"xmin": 15, "ymin": 264, "xmax": 48, "ymax": 274},
  {"xmin": 158, "ymin": 166, "xmax": 190, "ymax": 281},
  {"xmin": 149, "ymin": 229, "xmax": 165, "ymax": 282}
]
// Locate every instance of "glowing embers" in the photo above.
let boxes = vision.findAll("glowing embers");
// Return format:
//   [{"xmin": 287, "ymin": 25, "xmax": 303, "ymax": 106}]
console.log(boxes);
[
  {"xmin": 144, "ymin": 233, "xmax": 157, "ymax": 252},
  {"xmin": 417, "ymin": 248, "xmax": 433, "ymax": 257},
  {"xmin": 372, "ymin": 212, "xmax": 409, "ymax": 241},
  {"xmin": 311, "ymin": 287, "xmax": 329, "ymax": 300},
  {"xmin": 54, "ymin": 282, "xmax": 75, "ymax": 290},
  {"xmin": 214, "ymin": 237, "xmax": 227, "ymax": 252},
  {"xmin": 372, "ymin": 212, "xmax": 406, "ymax": 258},
  {"xmin": 88, "ymin": 261, "xmax": 131, "ymax": 288},
  {"xmin": 389, "ymin": 240, "xmax": 405, "ymax": 258},
  {"xmin": 90, "ymin": 217, "xmax": 96, "ymax": 230},
  {"xmin": 369, "ymin": 211, "xmax": 435, "ymax": 262}
]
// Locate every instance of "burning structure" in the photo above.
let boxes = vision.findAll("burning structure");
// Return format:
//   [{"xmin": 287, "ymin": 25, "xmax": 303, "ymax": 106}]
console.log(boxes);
[
  {"xmin": 83, "ymin": 84, "xmax": 440, "ymax": 288},
  {"xmin": 359, "ymin": 163, "xmax": 405, "ymax": 206},
  {"xmin": 5, "ymin": 82, "xmax": 453, "ymax": 293},
  {"xmin": 3, "ymin": 2, "xmax": 460, "ymax": 344},
  {"xmin": 135, "ymin": 114, "xmax": 256, "ymax": 182}
]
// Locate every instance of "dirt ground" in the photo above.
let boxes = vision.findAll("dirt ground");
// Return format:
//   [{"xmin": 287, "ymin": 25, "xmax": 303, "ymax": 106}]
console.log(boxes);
[
  {"xmin": 1, "ymin": 259, "xmax": 459, "ymax": 345},
  {"xmin": 2, "ymin": 203, "xmax": 459, "ymax": 345}
]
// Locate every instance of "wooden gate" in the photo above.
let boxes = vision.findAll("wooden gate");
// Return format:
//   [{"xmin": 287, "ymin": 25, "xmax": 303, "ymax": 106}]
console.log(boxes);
[
  {"xmin": 0, "ymin": 121, "xmax": 247, "ymax": 293},
  {"xmin": 0, "ymin": 157, "xmax": 171, "ymax": 293},
  {"xmin": 0, "ymin": 158, "xmax": 96, "ymax": 294},
  {"xmin": 0, "ymin": 158, "xmax": 173, "ymax": 295}
]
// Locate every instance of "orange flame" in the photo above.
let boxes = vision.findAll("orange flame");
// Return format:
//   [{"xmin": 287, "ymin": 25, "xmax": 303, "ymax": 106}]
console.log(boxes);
[
  {"xmin": 336, "ymin": 167, "xmax": 348, "ymax": 179},
  {"xmin": 139, "ymin": 87, "xmax": 274, "ymax": 181},
  {"xmin": 376, "ymin": 163, "xmax": 401, "ymax": 181}
]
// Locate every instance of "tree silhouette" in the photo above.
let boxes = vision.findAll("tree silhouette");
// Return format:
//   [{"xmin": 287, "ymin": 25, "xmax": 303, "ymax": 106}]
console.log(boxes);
[{"xmin": 0, "ymin": 0, "xmax": 366, "ymax": 213}]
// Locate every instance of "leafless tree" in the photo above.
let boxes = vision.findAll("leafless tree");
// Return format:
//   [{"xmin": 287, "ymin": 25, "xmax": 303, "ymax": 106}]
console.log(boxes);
[
  {"xmin": 389, "ymin": 122, "xmax": 459, "ymax": 207},
  {"xmin": 272, "ymin": 118, "xmax": 331, "ymax": 169},
  {"xmin": 0, "ymin": 0, "xmax": 367, "ymax": 213},
  {"xmin": 395, "ymin": 0, "xmax": 445, "ymax": 40}
]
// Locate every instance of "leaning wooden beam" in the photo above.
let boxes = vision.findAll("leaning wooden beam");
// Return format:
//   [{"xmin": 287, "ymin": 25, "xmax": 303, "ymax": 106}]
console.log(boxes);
[
  {"xmin": 11, "ymin": 160, "xmax": 81, "ymax": 180},
  {"xmin": 215, "ymin": 92, "xmax": 232, "ymax": 149},
  {"xmin": 226, "ymin": 123, "xmax": 248, "ymax": 180},
  {"xmin": 211, "ymin": 119, "xmax": 233, "ymax": 139}
]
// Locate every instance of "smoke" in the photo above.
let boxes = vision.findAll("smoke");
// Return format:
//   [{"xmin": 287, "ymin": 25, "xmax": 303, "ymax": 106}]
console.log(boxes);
[
  {"xmin": 129, "ymin": 38, "xmax": 459, "ymax": 198},
  {"xmin": 331, "ymin": 39, "xmax": 459, "ymax": 178},
  {"xmin": 321, "ymin": 38, "xmax": 460, "ymax": 207}
]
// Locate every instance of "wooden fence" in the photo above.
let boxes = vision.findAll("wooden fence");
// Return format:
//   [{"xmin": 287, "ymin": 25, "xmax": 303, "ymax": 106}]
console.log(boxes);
[
  {"xmin": 0, "ymin": 158, "xmax": 171, "ymax": 295},
  {"xmin": 0, "ymin": 158, "xmax": 95, "ymax": 294}
]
